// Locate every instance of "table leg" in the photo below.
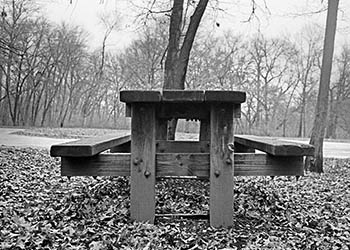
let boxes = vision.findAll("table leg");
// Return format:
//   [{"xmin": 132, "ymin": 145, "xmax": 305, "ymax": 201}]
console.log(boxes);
[
  {"xmin": 199, "ymin": 119, "xmax": 210, "ymax": 141},
  {"xmin": 130, "ymin": 103, "xmax": 156, "ymax": 223},
  {"xmin": 210, "ymin": 104, "xmax": 234, "ymax": 227}
]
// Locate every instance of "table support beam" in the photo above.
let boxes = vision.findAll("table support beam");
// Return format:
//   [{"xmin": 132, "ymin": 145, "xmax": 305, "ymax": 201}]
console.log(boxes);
[
  {"xmin": 130, "ymin": 104, "xmax": 156, "ymax": 223},
  {"xmin": 210, "ymin": 104, "xmax": 234, "ymax": 228}
]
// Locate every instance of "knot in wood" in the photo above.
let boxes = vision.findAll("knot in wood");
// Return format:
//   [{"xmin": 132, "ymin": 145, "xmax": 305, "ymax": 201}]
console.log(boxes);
[
  {"xmin": 214, "ymin": 170, "xmax": 220, "ymax": 177},
  {"xmin": 133, "ymin": 158, "xmax": 142, "ymax": 166},
  {"xmin": 227, "ymin": 143, "xmax": 235, "ymax": 153}
]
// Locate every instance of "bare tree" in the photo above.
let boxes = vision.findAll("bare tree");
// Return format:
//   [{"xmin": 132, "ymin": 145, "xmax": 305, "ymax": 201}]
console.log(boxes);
[
  {"xmin": 326, "ymin": 44, "xmax": 350, "ymax": 138},
  {"xmin": 293, "ymin": 26, "xmax": 323, "ymax": 138},
  {"xmin": 305, "ymin": 0, "xmax": 339, "ymax": 173}
]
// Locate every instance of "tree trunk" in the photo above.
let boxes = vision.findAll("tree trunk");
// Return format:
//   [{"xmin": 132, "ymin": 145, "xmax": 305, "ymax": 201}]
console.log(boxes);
[
  {"xmin": 326, "ymin": 89, "xmax": 337, "ymax": 138},
  {"xmin": 298, "ymin": 84, "xmax": 306, "ymax": 137},
  {"xmin": 163, "ymin": 0, "xmax": 209, "ymax": 140},
  {"xmin": 305, "ymin": 0, "xmax": 339, "ymax": 173}
]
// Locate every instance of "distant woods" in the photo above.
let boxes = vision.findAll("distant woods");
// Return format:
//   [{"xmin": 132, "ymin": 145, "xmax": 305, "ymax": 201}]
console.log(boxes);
[{"xmin": 0, "ymin": 0, "xmax": 349, "ymax": 138}]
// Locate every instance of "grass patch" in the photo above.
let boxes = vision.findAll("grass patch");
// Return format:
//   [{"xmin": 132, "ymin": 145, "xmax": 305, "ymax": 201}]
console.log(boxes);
[{"xmin": 1, "ymin": 147, "xmax": 350, "ymax": 249}]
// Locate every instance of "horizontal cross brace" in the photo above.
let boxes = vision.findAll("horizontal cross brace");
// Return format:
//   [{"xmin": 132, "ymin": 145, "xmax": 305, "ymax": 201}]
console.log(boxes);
[{"xmin": 61, "ymin": 153, "xmax": 304, "ymax": 177}]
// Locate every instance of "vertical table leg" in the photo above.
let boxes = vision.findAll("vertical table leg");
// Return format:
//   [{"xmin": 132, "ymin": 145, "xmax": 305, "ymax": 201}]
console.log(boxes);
[
  {"xmin": 210, "ymin": 104, "xmax": 234, "ymax": 227},
  {"xmin": 130, "ymin": 103, "xmax": 156, "ymax": 223},
  {"xmin": 199, "ymin": 119, "xmax": 210, "ymax": 141},
  {"xmin": 157, "ymin": 119, "xmax": 168, "ymax": 140}
]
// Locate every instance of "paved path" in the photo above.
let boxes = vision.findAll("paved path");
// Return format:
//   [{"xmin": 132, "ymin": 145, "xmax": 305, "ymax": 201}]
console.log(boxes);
[
  {"xmin": 0, "ymin": 128, "xmax": 349, "ymax": 158},
  {"xmin": 285, "ymin": 138, "xmax": 350, "ymax": 159},
  {"xmin": 0, "ymin": 128, "xmax": 75, "ymax": 149}
]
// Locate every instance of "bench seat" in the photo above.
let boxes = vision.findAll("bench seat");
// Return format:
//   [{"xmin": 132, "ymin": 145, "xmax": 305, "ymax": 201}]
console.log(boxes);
[
  {"xmin": 51, "ymin": 134, "xmax": 314, "ymax": 177},
  {"xmin": 234, "ymin": 135, "xmax": 314, "ymax": 156},
  {"xmin": 50, "ymin": 134, "xmax": 131, "ymax": 157}
]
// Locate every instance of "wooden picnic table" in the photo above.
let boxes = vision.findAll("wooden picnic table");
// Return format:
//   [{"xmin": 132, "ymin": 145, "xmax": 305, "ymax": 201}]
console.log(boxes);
[
  {"xmin": 51, "ymin": 90, "xmax": 314, "ymax": 228},
  {"xmin": 122, "ymin": 90, "xmax": 245, "ymax": 227}
]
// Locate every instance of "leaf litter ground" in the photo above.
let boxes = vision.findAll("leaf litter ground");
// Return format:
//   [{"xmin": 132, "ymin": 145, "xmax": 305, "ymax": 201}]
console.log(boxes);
[{"xmin": 1, "ymin": 146, "xmax": 350, "ymax": 249}]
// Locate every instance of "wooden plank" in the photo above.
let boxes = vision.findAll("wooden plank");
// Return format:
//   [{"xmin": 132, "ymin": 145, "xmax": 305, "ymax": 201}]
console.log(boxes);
[
  {"xmin": 233, "ymin": 104, "xmax": 241, "ymax": 118},
  {"xmin": 120, "ymin": 90, "xmax": 247, "ymax": 104},
  {"xmin": 234, "ymin": 142, "xmax": 255, "ymax": 153},
  {"xmin": 156, "ymin": 213, "xmax": 209, "ymax": 220},
  {"xmin": 234, "ymin": 154, "xmax": 304, "ymax": 176},
  {"xmin": 156, "ymin": 141, "xmax": 209, "ymax": 153},
  {"xmin": 156, "ymin": 119, "xmax": 168, "ymax": 140},
  {"xmin": 130, "ymin": 103, "xmax": 156, "ymax": 223},
  {"xmin": 120, "ymin": 90, "xmax": 161, "ymax": 103},
  {"xmin": 61, "ymin": 154, "xmax": 130, "ymax": 176},
  {"xmin": 60, "ymin": 153, "xmax": 304, "ymax": 177},
  {"xmin": 162, "ymin": 90, "xmax": 205, "ymax": 102},
  {"xmin": 156, "ymin": 153, "xmax": 209, "ymax": 177},
  {"xmin": 50, "ymin": 134, "xmax": 131, "ymax": 157},
  {"xmin": 210, "ymin": 104, "xmax": 234, "ymax": 228},
  {"xmin": 157, "ymin": 103, "xmax": 209, "ymax": 120},
  {"xmin": 234, "ymin": 135, "xmax": 314, "ymax": 156},
  {"xmin": 205, "ymin": 91, "xmax": 246, "ymax": 104},
  {"xmin": 110, "ymin": 141, "xmax": 131, "ymax": 153},
  {"xmin": 199, "ymin": 119, "xmax": 210, "ymax": 141},
  {"xmin": 125, "ymin": 104, "xmax": 131, "ymax": 117}
]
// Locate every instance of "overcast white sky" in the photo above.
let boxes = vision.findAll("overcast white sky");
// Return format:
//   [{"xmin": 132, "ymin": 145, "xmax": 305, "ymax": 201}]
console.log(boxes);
[{"xmin": 39, "ymin": 0, "xmax": 350, "ymax": 51}]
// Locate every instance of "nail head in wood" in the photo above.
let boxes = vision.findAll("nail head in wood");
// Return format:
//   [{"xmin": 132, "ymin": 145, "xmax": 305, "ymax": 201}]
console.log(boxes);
[{"xmin": 144, "ymin": 171, "xmax": 151, "ymax": 178}]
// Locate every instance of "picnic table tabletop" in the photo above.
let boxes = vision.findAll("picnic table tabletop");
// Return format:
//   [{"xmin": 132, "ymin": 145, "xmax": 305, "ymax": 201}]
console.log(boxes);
[{"xmin": 120, "ymin": 90, "xmax": 246, "ymax": 104}]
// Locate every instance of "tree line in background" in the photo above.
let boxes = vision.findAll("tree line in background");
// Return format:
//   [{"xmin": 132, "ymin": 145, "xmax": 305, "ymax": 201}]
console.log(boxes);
[{"xmin": 1, "ymin": 0, "xmax": 349, "ymax": 138}]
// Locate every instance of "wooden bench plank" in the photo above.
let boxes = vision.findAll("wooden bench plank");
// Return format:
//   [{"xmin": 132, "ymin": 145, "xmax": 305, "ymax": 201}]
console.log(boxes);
[
  {"xmin": 51, "ymin": 134, "xmax": 313, "ymax": 157},
  {"xmin": 61, "ymin": 153, "xmax": 304, "ymax": 177},
  {"xmin": 50, "ymin": 134, "xmax": 131, "ymax": 157},
  {"xmin": 234, "ymin": 135, "xmax": 314, "ymax": 156}
]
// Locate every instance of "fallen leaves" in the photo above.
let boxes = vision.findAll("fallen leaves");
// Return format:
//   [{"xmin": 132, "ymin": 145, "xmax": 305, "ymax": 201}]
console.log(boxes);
[{"xmin": 1, "ymin": 146, "xmax": 350, "ymax": 249}]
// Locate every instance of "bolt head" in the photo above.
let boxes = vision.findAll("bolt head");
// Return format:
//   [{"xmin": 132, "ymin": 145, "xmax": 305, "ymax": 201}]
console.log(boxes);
[
  {"xmin": 214, "ymin": 170, "xmax": 220, "ymax": 177},
  {"xmin": 144, "ymin": 171, "xmax": 151, "ymax": 177}
]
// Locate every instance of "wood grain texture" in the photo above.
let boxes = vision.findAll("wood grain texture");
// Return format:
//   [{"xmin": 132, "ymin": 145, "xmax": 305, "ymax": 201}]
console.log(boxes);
[
  {"xmin": 233, "ymin": 104, "xmax": 241, "ymax": 118},
  {"xmin": 130, "ymin": 103, "xmax": 156, "ymax": 223},
  {"xmin": 210, "ymin": 104, "xmax": 234, "ymax": 227},
  {"xmin": 156, "ymin": 141, "xmax": 209, "ymax": 153},
  {"xmin": 234, "ymin": 142, "xmax": 255, "ymax": 153},
  {"xmin": 156, "ymin": 119, "xmax": 168, "ymax": 140},
  {"xmin": 234, "ymin": 154, "xmax": 304, "ymax": 176},
  {"xmin": 60, "ymin": 153, "xmax": 304, "ymax": 177},
  {"xmin": 110, "ymin": 141, "xmax": 131, "ymax": 153},
  {"xmin": 156, "ymin": 153, "xmax": 209, "ymax": 177},
  {"xmin": 61, "ymin": 154, "xmax": 130, "ymax": 176},
  {"xmin": 120, "ymin": 90, "xmax": 246, "ymax": 104},
  {"xmin": 50, "ymin": 134, "xmax": 131, "ymax": 157},
  {"xmin": 205, "ymin": 91, "xmax": 246, "ymax": 103},
  {"xmin": 125, "ymin": 104, "xmax": 131, "ymax": 117},
  {"xmin": 162, "ymin": 90, "xmax": 205, "ymax": 102},
  {"xmin": 199, "ymin": 119, "xmax": 210, "ymax": 141},
  {"xmin": 157, "ymin": 103, "xmax": 209, "ymax": 120},
  {"xmin": 234, "ymin": 135, "xmax": 314, "ymax": 156},
  {"xmin": 120, "ymin": 90, "xmax": 161, "ymax": 103}
]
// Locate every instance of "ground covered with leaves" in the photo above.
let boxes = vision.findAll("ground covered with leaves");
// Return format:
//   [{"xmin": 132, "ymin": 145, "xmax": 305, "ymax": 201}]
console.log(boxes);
[{"xmin": 1, "ymin": 146, "xmax": 350, "ymax": 249}]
